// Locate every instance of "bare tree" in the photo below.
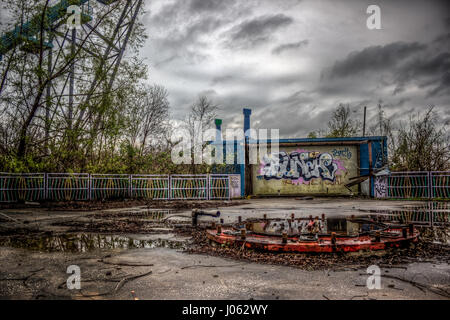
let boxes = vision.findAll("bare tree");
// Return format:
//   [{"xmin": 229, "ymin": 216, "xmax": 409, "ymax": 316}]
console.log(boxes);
[
  {"xmin": 392, "ymin": 106, "xmax": 449, "ymax": 171},
  {"xmin": 184, "ymin": 95, "xmax": 218, "ymax": 173},
  {"xmin": 126, "ymin": 84, "xmax": 170, "ymax": 155},
  {"xmin": 368, "ymin": 102, "xmax": 396, "ymax": 164},
  {"xmin": 326, "ymin": 103, "xmax": 360, "ymax": 137}
]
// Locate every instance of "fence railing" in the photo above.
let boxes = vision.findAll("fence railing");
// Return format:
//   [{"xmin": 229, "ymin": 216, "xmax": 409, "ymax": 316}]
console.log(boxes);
[
  {"xmin": 0, "ymin": 173, "xmax": 241, "ymax": 202},
  {"xmin": 374, "ymin": 171, "xmax": 450, "ymax": 199}
]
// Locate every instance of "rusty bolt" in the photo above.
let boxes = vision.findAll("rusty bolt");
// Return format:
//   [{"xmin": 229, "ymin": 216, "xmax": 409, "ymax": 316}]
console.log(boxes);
[
  {"xmin": 331, "ymin": 232, "xmax": 336, "ymax": 245},
  {"xmin": 282, "ymin": 231, "xmax": 288, "ymax": 244},
  {"xmin": 402, "ymin": 228, "xmax": 407, "ymax": 238},
  {"xmin": 217, "ymin": 224, "xmax": 222, "ymax": 234},
  {"xmin": 375, "ymin": 231, "xmax": 381, "ymax": 242},
  {"xmin": 240, "ymin": 228, "xmax": 246, "ymax": 240}
]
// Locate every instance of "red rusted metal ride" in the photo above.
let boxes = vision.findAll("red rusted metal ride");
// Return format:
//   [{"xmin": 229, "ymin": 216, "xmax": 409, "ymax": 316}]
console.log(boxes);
[{"xmin": 206, "ymin": 216, "xmax": 419, "ymax": 253}]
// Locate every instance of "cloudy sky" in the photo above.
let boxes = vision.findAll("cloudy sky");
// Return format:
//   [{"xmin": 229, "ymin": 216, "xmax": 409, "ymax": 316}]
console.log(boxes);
[{"xmin": 138, "ymin": 0, "xmax": 449, "ymax": 137}]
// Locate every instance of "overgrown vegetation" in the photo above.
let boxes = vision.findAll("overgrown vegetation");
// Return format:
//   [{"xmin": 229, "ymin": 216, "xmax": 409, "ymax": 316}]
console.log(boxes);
[
  {"xmin": 0, "ymin": 1, "xmax": 447, "ymax": 174},
  {"xmin": 0, "ymin": 0, "xmax": 220, "ymax": 174},
  {"xmin": 308, "ymin": 103, "xmax": 449, "ymax": 171}
]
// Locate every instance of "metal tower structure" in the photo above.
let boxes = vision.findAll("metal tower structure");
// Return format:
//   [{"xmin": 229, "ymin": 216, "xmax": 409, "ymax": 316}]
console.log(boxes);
[{"xmin": 0, "ymin": 0, "xmax": 143, "ymax": 141}]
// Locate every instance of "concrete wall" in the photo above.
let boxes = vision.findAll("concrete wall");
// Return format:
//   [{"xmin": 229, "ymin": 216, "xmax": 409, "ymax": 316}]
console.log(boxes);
[{"xmin": 252, "ymin": 145, "xmax": 358, "ymax": 195}]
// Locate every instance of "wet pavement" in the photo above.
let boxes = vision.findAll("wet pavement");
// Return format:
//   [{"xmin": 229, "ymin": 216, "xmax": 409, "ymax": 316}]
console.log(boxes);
[
  {"xmin": 0, "ymin": 197, "xmax": 448, "ymax": 299},
  {"xmin": 0, "ymin": 233, "xmax": 188, "ymax": 253}
]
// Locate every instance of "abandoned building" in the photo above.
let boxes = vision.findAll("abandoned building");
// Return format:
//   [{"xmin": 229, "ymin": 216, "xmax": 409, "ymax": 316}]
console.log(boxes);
[{"xmin": 212, "ymin": 109, "xmax": 388, "ymax": 198}]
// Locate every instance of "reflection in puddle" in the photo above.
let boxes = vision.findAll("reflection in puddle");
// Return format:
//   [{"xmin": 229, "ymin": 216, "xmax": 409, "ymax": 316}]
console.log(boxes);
[
  {"xmin": 123, "ymin": 209, "xmax": 173, "ymax": 220},
  {"xmin": 143, "ymin": 210, "xmax": 171, "ymax": 221},
  {"xmin": 360, "ymin": 202, "xmax": 449, "ymax": 245},
  {"xmin": 361, "ymin": 202, "xmax": 449, "ymax": 227},
  {"xmin": 0, "ymin": 233, "xmax": 187, "ymax": 253},
  {"xmin": 97, "ymin": 209, "xmax": 175, "ymax": 221}
]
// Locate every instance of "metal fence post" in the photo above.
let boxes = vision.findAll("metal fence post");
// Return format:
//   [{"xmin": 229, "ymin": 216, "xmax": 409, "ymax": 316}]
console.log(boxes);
[
  {"xmin": 44, "ymin": 173, "xmax": 48, "ymax": 200},
  {"xmin": 129, "ymin": 174, "xmax": 132, "ymax": 199},
  {"xmin": 428, "ymin": 171, "xmax": 432, "ymax": 199},
  {"xmin": 169, "ymin": 175, "xmax": 172, "ymax": 200},
  {"xmin": 430, "ymin": 201, "xmax": 433, "ymax": 227},
  {"xmin": 88, "ymin": 173, "xmax": 91, "ymax": 200},
  {"xmin": 386, "ymin": 174, "xmax": 389, "ymax": 198},
  {"xmin": 228, "ymin": 175, "xmax": 231, "ymax": 200},
  {"xmin": 207, "ymin": 174, "xmax": 210, "ymax": 200}
]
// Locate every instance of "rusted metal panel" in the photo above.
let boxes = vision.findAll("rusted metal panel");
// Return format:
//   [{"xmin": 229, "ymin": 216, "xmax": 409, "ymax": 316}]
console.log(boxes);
[{"xmin": 206, "ymin": 219, "xmax": 419, "ymax": 253}]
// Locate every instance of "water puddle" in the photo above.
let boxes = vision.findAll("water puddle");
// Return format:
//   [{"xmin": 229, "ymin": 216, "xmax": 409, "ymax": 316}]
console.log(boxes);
[
  {"xmin": 359, "ymin": 202, "xmax": 449, "ymax": 245},
  {"xmin": 94, "ymin": 209, "xmax": 191, "ymax": 223},
  {"xmin": 359, "ymin": 202, "xmax": 449, "ymax": 226},
  {"xmin": 0, "ymin": 233, "xmax": 187, "ymax": 253}
]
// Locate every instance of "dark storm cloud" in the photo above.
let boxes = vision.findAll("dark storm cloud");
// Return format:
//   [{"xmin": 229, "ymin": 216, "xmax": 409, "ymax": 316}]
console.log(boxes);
[
  {"xmin": 188, "ymin": 0, "xmax": 235, "ymax": 12},
  {"xmin": 226, "ymin": 14, "xmax": 294, "ymax": 49},
  {"xmin": 445, "ymin": 16, "xmax": 450, "ymax": 27},
  {"xmin": 322, "ymin": 36, "xmax": 449, "ymax": 97},
  {"xmin": 141, "ymin": 0, "xmax": 449, "ymax": 137},
  {"xmin": 325, "ymin": 42, "xmax": 426, "ymax": 79},
  {"xmin": 272, "ymin": 39, "xmax": 309, "ymax": 55},
  {"xmin": 211, "ymin": 75, "xmax": 234, "ymax": 86},
  {"xmin": 395, "ymin": 51, "xmax": 450, "ymax": 96}
]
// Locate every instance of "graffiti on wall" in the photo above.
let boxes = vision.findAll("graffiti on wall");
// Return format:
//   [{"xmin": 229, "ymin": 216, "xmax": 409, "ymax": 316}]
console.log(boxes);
[
  {"xmin": 229, "ymin": 175, "xmax": 241, "ymax": 198},
  {"xmin": 374, "ymin": 176, "xmax": 387, "ymax": 198},
  {"xmin": 259, "ymin": 149, "xmax": 347, "ymax": 185},
  {"xmin": 332, "ymin": 147, "xmax": 352, "ymax": 159}
]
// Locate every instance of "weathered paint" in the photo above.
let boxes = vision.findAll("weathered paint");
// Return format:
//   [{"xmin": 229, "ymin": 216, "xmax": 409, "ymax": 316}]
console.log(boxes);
[
  {"xmin": 374, "ymin": 176, "xmax": 388, "ymax": 198},
  {"xmin": 252, "ymin": 145, "xmax": 358, "ymax": 195},
  {"xmin": 229, "ymin": 174, "xmax": 242, "ymax": 198},
  {"xmin": 212, "ymin": 107, "xmax": 388, "ymax": 197},
  {"xmin": 206, "ymin": 227, "xmax": 419, "ymax": 253}
]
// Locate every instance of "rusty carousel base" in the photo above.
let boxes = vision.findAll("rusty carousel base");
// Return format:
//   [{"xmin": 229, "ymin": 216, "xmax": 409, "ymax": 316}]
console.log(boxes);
[{"xmin": 206, "ymin": 220, "xmax": 419, "ymax": 253}]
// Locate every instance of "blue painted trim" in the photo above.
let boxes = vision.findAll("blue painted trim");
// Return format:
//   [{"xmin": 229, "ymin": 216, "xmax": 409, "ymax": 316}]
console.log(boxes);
[
  {"xmin": 210, "ymin": 136, "xmax": 387, "ymax": 145},
  {"xmin": 371, "ymin": 176, "xmax": 375, "ymax": 198},
  {"xmin": 246, "ymin": 136, "xmax": 387, "ymax": 144},
  {"xmin": 243, "ymin": 108, "xmax": 252, "ymax": 137},
  {"xmin": 360, "ymin": 143, "xmax": 370, "ymax": 176},
  {"xmin": 240, "ymin": 163, "xmax": 245, "ymax": 197}
]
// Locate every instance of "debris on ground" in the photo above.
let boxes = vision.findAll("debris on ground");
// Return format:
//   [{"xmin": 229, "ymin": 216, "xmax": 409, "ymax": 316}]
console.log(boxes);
[
  {"xmin": 185, "ymin": 228, "xmax": 450, "ymax": 271},
  {"xmin": 0, "ymin": 199, "xmax": 247, "ymax": 211}
]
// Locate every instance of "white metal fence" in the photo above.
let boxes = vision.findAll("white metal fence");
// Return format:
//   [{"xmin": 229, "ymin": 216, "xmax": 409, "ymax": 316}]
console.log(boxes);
[
  {"xmin": 0, "ymin": 173, "xmax": 240, "ymax": 202},
  {"xmin": 374, "ymin": 171, "xmax": 450, "ymax": 199}
]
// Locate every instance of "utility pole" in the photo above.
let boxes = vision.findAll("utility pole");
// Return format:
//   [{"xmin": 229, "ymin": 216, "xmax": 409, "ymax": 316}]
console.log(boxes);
[{"xmin": 362, "ymin": 106, "xmax": 367, "ymax": 137}]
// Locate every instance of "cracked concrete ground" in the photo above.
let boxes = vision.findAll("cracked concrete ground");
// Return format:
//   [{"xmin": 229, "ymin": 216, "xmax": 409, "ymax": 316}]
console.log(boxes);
[
  {"xmin": 0, "ymin": 246, "xmax": 448, "ymax": 300},
  {"xmin": 0, "ymin": 198, "xmax": 448, "ymax": 300}
]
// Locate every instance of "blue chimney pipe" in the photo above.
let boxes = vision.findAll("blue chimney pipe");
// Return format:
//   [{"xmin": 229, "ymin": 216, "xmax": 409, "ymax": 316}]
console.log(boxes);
[
  {"xmin": 243, "ymin": 108, "xmax": 252, "ymax": 138},
  {"xmin": 214, "ymin": 119, "xmax": 222, "ymax": 142}
]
